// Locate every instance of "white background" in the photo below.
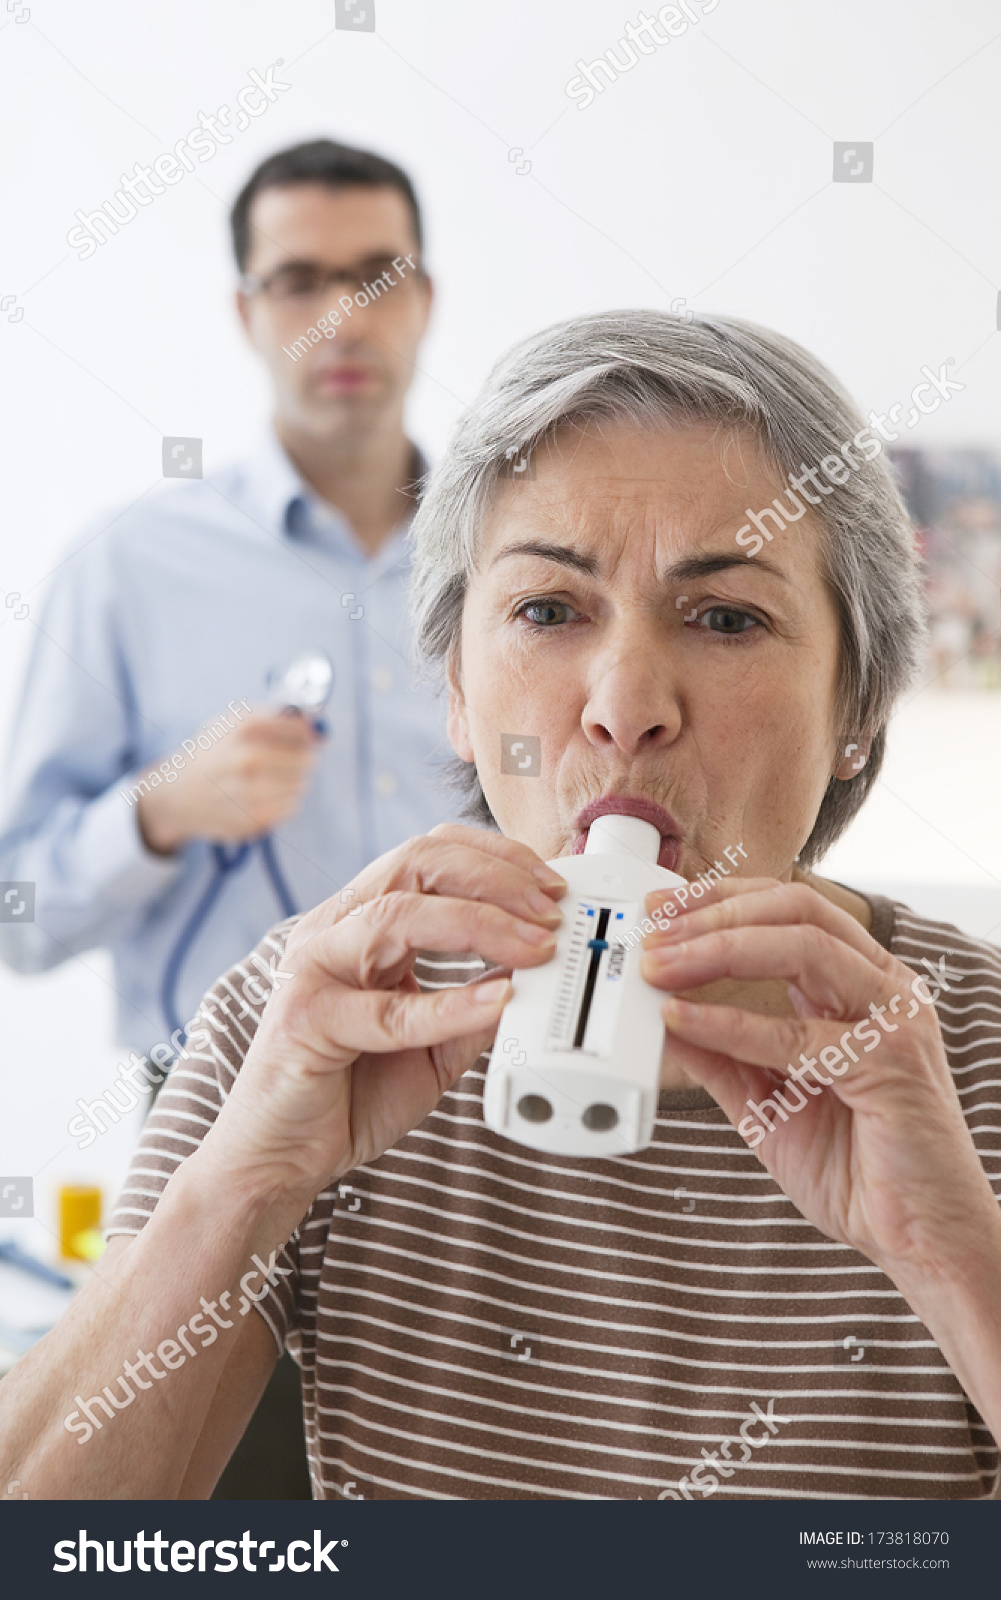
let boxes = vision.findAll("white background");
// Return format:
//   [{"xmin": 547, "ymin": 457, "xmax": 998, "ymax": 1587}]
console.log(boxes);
[{"xmin": 0, "ymin": 0, "xmax": 999, "ymax": 1255}]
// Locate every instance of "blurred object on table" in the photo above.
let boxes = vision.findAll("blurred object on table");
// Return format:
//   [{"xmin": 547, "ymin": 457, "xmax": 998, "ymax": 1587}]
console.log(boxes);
[{"xmin": 59, "ymin": 1184, "xmax": 102, "ymax": 1260}]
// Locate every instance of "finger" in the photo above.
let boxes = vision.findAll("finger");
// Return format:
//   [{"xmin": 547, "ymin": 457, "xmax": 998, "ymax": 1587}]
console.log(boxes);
[
  {"xmin": 660, "ymin": 994, "xmax": 857, "ymax": 1082},
  {"xmin": 237, "ymin": 716, "xmax": 323, "ymax": 748},
  {"xmin": 232, "ymin": 765, "xmax": 316, "ymax": 794},
  {"xmin": 303, "ymin": 971, "xmax": 513, "ymax": 1056},
  {"xmin": 645, "ymin": 878, "xmax": 895, "ymax": 972},
  {"xmin": 659, "ymin": 1024, "xmax": 821, "ymax": 1148},
  {"xmin": 210, "ymin": 774, "xmax": 315, "ymax": 812},
  {"xmin": 641, "ymin": 922, "xmax": 894, "ymax": 1019},
  {"xmin": 238, "ymin": 769, "xmax": 318, "ymax": 800},
  {"xmin": 236, "ymin": 746, "xmax": 321, "ymax": 776},
  {"xmin": 302, "ymin": 889, "xmax": 559, "ymax": 983},
  {"xmin": 349, "ymin": 837, "xmax": 567, "ymax": 927},
  {"xmin": 427, "ymin": 824, "xmax": 567, "ymax": 891}
]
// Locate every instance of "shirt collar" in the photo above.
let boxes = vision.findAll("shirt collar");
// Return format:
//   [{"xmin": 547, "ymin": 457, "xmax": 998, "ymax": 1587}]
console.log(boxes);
[
  {"xmin": 233, "ymin": 429, "xmax": 306, "ymax": 539},
  {"xmin": 235, "ymin": 431, "xmax": 428, "ymax": 568}
]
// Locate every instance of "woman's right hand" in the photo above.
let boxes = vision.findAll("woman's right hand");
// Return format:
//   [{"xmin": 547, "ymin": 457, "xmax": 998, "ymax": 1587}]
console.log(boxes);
[
  {"xmin": 199, "ymin": 825, "xmax": 566, "ymax": 1218},
  {"xmin": 0, "ymin": 830, "xmax": 562, "ymax": 1502}
]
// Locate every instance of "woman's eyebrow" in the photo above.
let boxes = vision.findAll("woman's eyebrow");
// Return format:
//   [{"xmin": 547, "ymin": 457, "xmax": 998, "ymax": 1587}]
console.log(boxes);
[
  {"xmin": 667, "ymin": 552, "xmax": 792, "ymax": 585},
  {"xmin": 489, "ymin": 539, "xmax": 600, "ymax": 576},
  {"xmin": 489, "ymin": 542, "xmax": 791, "ymax": 586}
]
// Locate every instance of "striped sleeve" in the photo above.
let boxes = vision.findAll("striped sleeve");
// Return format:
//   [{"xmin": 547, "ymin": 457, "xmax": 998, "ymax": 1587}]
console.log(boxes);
[{"xmin": 105, "ymin": 919, "xmax": 300, "ymax": 1356}]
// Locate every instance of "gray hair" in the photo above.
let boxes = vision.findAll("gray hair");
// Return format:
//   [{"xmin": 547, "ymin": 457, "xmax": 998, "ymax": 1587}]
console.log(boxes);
[{"xmin": 410, "ymin": 310, "xmax": 927, "ymax": 867}]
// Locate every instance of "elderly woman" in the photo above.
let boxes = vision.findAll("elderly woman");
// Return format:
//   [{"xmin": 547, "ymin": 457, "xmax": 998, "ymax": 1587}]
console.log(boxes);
[{"xmin": 4, "ymin": 312, "xmax": 1001, "ymax": 1504}]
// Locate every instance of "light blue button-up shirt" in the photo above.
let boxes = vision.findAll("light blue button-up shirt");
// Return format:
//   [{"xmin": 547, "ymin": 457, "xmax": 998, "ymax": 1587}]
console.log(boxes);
[{"xmin": 0, "ymin": 434, "xmax": 457, "ymax": 1054}]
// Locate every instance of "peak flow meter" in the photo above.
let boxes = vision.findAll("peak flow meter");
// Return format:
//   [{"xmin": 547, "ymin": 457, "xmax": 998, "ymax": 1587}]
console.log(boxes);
[{"xmin": 483, "ymin": 814, "xmax": 686, "ymax": 1157}]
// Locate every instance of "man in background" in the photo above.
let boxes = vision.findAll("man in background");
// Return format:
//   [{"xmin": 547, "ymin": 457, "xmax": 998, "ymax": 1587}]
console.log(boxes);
[
  {"xmin": 0, "ymin": 139, "xmax": 452, "ymax": 1064},
  {"xmin": 0, "ymin": 135, "xmax": 454, "ymax": 1501}
]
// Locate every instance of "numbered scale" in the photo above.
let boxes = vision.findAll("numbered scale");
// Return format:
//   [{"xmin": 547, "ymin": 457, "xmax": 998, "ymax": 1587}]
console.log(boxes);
[
  {"xmin": 546, "ymin": 898, "xmax": 634, "ymax": 1058},
  {"xmin": 484, "ymin": 814, "xmax": 687, "ymax": 1158}
]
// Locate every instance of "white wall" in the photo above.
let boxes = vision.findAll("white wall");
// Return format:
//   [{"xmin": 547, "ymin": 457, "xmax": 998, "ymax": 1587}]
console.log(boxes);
[{"xmin": 1, "ymin": 0, "xmax": 999, "ymax": 1249}]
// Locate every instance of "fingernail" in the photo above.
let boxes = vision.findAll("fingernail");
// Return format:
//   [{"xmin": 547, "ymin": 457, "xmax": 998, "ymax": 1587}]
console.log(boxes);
[
  {"xmin": 533, "ymin": 865, "xmax": 567, "ymax": 891},
  {"xmin": 517, "ymin": 920, "xmax": 558, "ymax": 946},
  {"xmin": 526, "ymin": 886, "xmax": 564, "ymax": 919},
  {"xmin": 649, "ymin": 940, "xmax": 688, "ymax": 960},
  {"xmin": 473, "ymin": 977, "xmax": 511, "ymax": 1005},
  {"xmin": 664, "ymin": 996, "xmax": 702, "ymax": 1024}
]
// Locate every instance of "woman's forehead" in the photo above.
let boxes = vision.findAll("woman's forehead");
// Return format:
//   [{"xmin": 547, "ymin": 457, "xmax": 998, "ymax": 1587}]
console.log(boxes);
[{"xmin": 476, "ymin": 418, "xmax": 821, "ymax": 577}]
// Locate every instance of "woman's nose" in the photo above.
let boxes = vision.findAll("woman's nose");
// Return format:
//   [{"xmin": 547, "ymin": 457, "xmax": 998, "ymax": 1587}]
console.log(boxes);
[{"xmin": 580, "ymin": 638, "xmax": 681, "ymax": 757}]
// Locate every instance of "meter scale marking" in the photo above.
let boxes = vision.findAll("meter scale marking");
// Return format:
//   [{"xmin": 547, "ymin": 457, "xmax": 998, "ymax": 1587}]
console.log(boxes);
[
  {"xmin": 547, "ymin": 900, "xmax": 598, "ymax": 1050},
  {"xmin": 573, "ymin": 908, "xmax": 611, "ymax": 1047},
  {"xmin": 546, "ymin": 902, "xmax": 631, "ymax": 1053}
]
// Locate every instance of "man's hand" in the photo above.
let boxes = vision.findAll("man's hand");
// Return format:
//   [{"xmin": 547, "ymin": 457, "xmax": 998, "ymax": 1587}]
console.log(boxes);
[
  {"xmin": 639, "ymin": 877, "xmax": 999, "ymax": 1284},
  {"xmin": 198, "ymin": 825, "xmax": 566, "ymax": 1227},
  {"xmin": 137, "ymin": 710, "xmax": 321, "ymax": 855}
]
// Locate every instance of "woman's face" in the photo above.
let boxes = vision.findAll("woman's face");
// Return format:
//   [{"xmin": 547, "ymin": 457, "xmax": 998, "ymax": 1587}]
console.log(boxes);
[{"xmin": 448, "ymin": 418, "xmax": 860, "ymax": 883}]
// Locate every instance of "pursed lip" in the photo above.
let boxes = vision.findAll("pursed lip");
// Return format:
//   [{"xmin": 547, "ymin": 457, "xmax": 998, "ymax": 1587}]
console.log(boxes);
[
  {"xmin": 315, "ymin": 366, "xmax": 376, "ymax": 387},
  {"xmin": 572, "ymin": 793, "xmax": 682, "ymax": 871}
]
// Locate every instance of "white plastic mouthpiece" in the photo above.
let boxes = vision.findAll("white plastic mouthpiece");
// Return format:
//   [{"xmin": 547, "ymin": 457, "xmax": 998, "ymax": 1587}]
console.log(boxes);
[{"xmin": 582, "ymin": 813, "xmax": 661, "ymax": 861}]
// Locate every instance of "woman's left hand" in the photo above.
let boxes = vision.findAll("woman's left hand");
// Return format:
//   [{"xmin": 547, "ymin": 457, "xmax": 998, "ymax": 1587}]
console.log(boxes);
[{"xmin": 641, "ymin": 877, "xmax": 1000, "ymax": 1285}]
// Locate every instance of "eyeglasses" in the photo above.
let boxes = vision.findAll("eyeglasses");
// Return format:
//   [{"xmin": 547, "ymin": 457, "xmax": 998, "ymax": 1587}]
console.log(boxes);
[{"xmin": 240, "ymin": 255, "xmax": 424, "ymax": 303}]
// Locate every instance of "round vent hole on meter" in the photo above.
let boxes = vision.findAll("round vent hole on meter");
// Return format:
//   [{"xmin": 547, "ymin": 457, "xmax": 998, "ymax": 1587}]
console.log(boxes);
[
  {"xmin": 517, "ymin": 1094, "xmax": 554, "ymax": 1123},
  {"xmin": 582, "ymin": 1103, "xmax": 619, "ymax": 1131}
]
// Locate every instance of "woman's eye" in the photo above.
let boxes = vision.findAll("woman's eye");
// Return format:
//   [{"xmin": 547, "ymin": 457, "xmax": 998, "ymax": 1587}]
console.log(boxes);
[
  {"xmin": 697, "ymin": 606, "xmax": 758, "ymax": 636},
  {"xmin": 518, "ymin": 599, "xmax": 578, "ymax": 627}
]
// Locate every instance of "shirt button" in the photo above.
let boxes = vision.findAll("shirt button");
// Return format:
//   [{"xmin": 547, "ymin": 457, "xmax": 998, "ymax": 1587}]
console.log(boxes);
[
  {"xmin": 375, "ymin": 772, "xmax": 399, "ymax": 797},
  {"xmin": 372, "ymin": 668, "xmax": 394, "ymax": 692}
]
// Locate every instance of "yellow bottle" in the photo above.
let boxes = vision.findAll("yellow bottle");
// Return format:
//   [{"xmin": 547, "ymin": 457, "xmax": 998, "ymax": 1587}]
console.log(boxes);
[{"xmin": 59, "ymin": 1186, "xmax": 103, "ymax": 1260}]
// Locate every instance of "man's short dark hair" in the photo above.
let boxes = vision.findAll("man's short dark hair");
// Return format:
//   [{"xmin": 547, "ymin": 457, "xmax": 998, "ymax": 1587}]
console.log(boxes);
[{"xmin": 230, "ymin": 138, "xmax": 423, "ymax": 271}]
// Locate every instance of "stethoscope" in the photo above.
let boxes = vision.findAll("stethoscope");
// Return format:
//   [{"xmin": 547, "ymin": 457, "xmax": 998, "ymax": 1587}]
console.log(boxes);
[{"xmin": 160, "ymin": 651, "xmax": 334, "ymax": 1041}]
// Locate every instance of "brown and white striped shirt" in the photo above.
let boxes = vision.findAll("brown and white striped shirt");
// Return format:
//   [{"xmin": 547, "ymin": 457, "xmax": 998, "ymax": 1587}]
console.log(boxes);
[{"xmin": 108, "ymin": 893, "xmax": 1001, "ymax": 1500}]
